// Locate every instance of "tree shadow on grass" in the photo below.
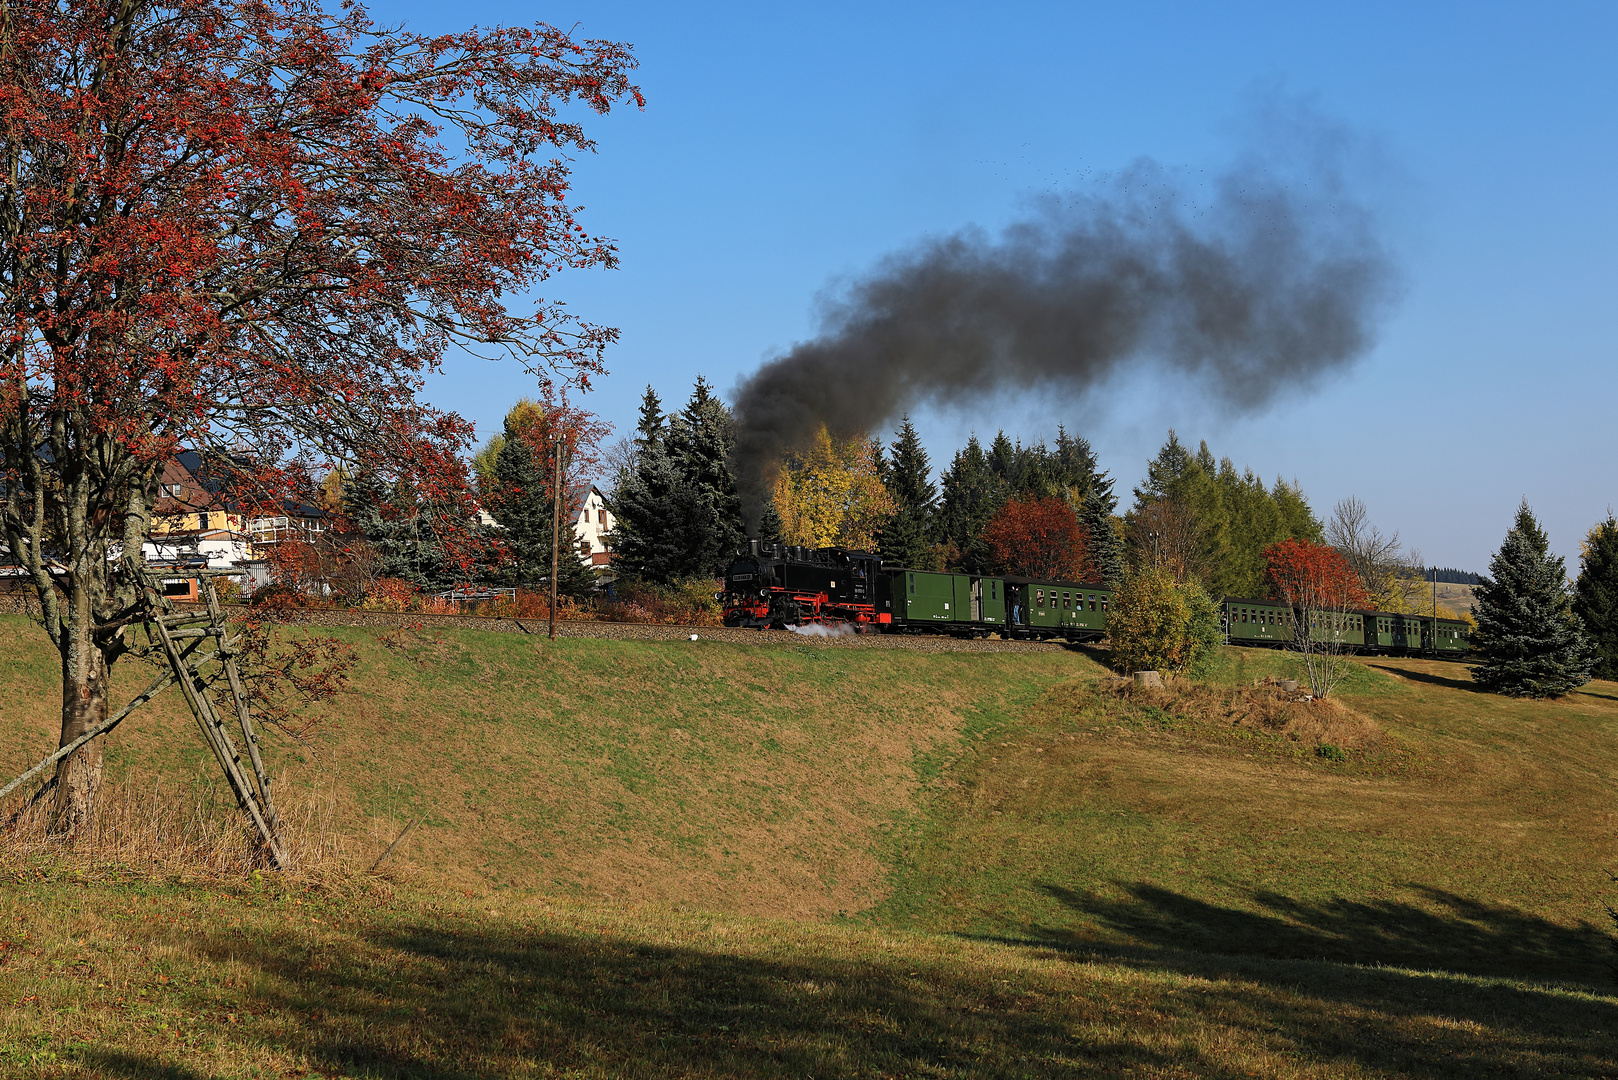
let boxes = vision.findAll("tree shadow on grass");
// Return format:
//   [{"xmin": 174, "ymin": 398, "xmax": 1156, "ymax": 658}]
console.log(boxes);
[
  {"xmin": 1034, "ymin": 881, "xmax": 1610, "ymax": 989},
  {"xmin": 1365, "ymin": 663, "xmax": 1484, "ymax": 694},
  {"xmin": 86, "ymin": 894, "xmax": 1618, "ymax": 1080}
]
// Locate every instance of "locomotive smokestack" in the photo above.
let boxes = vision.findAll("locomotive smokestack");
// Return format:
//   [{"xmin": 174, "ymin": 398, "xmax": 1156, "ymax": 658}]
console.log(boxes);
[{"xmin": 731, "ymin": 103, "xmax": 1400, "ymax": 528}]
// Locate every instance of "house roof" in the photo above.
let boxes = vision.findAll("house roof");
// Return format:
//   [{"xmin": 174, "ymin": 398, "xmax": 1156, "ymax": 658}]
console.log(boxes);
[{"xmin": 154, "ymin": 451, "xmax": 326, "ymax": 520}]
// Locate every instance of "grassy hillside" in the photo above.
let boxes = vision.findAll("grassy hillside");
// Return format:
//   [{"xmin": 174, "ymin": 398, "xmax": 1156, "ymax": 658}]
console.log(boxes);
[
  {"xmin": 0, "ymin": 615, "xmax": 1092, "ymax": 917},
  {"xmin": 878, "ymin": 647, "xmax": 1618, "ymax": 988},
  {"xmin": 3, "ymin": 615, "xmax": 1617, "ymax": 1077}
]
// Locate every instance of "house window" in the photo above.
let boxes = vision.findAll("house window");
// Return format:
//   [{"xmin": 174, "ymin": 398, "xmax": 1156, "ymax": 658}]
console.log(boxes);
[
  {"xmin": 162, "ymin": 579, "xmax": 190, "ymax": 597},
  {"xmin": 161, "ymin": 483, "xmax": 183, "ymax": 498}
]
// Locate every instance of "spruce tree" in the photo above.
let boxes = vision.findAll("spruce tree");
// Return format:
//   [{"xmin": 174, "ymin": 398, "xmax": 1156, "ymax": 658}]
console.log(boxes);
[
  {"xmin": 487, "ymin": 420, "xmax": 596, "ymax": 597},
  {"xmin": 609, "ymin": 411, "xmax": 696, "ymax": 585},
  {"xmin": 633, "ymin": 385, "xmax": 663, "ymax": 451},
  {"xmin": 1053, "ymin": 427, "xmax": 1124, "ymax": 585},
  {"xmin": 342, "ymin": 470, "xmax": 457, "ymax": 590},
  {"xmin": 936, "ymin": 436, "xmax": 1004, "ymax": 572},
  {"xmin": 666, "ymin": 376, "xmax": 747, "ymax": 571},
  {"xmin": 880, "ymin": 417, "xmax": 937, "ymax": 567},
  {"xmin": 756, "ymin": 494, "xmax": 784, "ymax": 544},
  {"xmin": 1573, "ymin": 514, "xmax": 1618, "ymax": 680},
  {"xmin": 1131, "ymin": 430, "xmax": 1196, "ymax": 504},
  {"xmin": 1471, "ymin": 500, "xmax": 1593, "ymax": 698}
]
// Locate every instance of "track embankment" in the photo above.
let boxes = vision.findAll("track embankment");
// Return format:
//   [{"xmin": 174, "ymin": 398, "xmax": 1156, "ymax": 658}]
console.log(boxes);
[{"xmin": 0, "ymin": 592, "xmax": 1087, "ymax": 653}]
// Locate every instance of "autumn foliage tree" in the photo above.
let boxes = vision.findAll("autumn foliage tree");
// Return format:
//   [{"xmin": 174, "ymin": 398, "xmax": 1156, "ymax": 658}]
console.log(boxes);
[
  {"xmin": 1264, "ymin": 539, "xmax": 1373, "ymax": 612},
  {"xmin": 0, "ymin": 0, "xmax": 640, "ymax": 835},
  {"xmin": 982, "ymin": 496, "xmax": 1092, "ymax": 581},
  {"xmin": 1263, "ymin": 539, "xmax": 1371, "ymax": 697},
  {"xmin": 771, "ymin": 426, "xmax": 895, "ymax": 550}
]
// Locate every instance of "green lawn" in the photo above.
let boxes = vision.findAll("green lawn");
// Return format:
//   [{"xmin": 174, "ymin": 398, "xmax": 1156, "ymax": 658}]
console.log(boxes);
[{"xmin": 2, "ymin": 617, "xmax": 1616, "ymax": 1077}]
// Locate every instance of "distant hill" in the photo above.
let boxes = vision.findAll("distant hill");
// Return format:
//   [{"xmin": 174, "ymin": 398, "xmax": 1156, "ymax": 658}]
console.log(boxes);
[{"xmin": 1425, "ymin": 566, "xmax": 1484, "ymax": 585}]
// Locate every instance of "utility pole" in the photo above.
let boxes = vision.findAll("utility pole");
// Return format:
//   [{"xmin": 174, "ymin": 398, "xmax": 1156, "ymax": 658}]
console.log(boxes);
[{"xmin": 549, "ymin": 435, "xmax": 566, "ymax": 641}]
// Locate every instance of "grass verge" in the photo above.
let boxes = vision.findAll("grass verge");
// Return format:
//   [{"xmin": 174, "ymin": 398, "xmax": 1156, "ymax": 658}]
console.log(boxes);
[{"xmin": 3, "ymin": 858, "xmax": 1615, "ymax": 1079}]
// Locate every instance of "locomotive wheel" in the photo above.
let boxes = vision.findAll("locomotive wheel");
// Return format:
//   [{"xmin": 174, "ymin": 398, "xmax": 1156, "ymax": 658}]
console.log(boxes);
[{"xmin": 768, "ymin": 596, "xmax": 802, "ymax": 629}]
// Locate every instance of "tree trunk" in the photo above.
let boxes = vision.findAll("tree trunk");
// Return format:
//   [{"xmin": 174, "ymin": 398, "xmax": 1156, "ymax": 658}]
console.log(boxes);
[{"xmin": 50, "ymin": 632, "xmax": 110, "ymax": 837}]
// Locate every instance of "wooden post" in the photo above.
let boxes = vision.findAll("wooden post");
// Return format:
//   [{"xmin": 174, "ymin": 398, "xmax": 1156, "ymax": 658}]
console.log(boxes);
[{"xmin": 550, "ymin": 435, "xmax": 564, "ymax": 641}]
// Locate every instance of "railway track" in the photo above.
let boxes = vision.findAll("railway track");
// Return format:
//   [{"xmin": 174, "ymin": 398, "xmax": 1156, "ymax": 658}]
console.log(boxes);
[{"xmin": 0, "ymin": 596, "xmax": 1091, "ymax": 655}]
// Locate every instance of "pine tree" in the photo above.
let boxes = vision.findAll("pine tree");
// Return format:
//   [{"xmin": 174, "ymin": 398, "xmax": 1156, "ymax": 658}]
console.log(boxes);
[
  {"xmin": 1573, "ymin": 514, "xmax": 1618, "ymax": 680},
  {"xmin": 880, "ymin": 417, "xmax": 936, "ymax": 567},
  {"xmin": 341, "ymin": 471, "xmax": 459, "ymax": 590},
  {"xmin": 666, "ymin": 376, "xmax": 747, "ymax": 572},
  {"xmin": 1471, "ymin": 500, "xmax": 1594, "ymax": 698},
  {"xmin": 486, "ymin": 417, "xmax": 596, "ymax": 597},
  {"xmin": 936, "ymin": 436, "xmax": 1005, "ymax": 572},
  {"xmin": 1053, "ymin": 427, "xmax": 1124, "ymax": 584}
]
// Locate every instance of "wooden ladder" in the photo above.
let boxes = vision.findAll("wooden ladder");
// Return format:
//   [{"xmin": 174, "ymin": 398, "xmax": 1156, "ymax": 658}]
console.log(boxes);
[{"xmin": 142, "ymin": 574, "xmax": 288, "ymax": 869}]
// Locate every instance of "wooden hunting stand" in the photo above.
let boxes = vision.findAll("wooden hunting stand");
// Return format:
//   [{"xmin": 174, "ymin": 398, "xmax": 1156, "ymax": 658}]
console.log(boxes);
[{"xmin": 0, "ymin": 571, "xmax": 288, "ymax": 869}]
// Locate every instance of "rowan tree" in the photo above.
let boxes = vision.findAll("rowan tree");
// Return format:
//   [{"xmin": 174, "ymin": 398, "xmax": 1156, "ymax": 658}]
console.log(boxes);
[
  {"xmin": 0, "ymin": 0, "xmax": 641, "ymax": 835},
  {"xmin": 1263, "ymin": 538, "xmax": 1372, "ymax": 698},
  {"xmin": 982, "ymin": 495, "xmax": 1092, "ymax": 581}
]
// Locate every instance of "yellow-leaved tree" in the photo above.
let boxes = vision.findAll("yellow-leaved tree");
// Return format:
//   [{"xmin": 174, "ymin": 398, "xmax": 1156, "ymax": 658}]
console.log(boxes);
[{"xmin": 772, "ymin": 426, "xmax": 896, "ymax": 549}]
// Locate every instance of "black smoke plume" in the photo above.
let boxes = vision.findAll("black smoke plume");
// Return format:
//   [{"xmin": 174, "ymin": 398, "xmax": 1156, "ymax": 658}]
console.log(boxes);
[{"xmin": 731, "ymin": 121, "xmax": 1399, "ymax": 528}]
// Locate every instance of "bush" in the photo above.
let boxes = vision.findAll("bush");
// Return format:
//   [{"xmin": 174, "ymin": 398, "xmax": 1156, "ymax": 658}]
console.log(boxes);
[
  {"xmin": 493, "ymin": 590, "xmax": 598, "ymax": 621},
  {"xmin": 362, "ymin": 577, "xmax": 418, "ymax": 613},
  {"xmin": 1107, "ymin": 568, "xmax": 1221, "ymax": 676},
  {"xmin": 600, "ymin": 577, "xmax": 722, "ymax": 625}
]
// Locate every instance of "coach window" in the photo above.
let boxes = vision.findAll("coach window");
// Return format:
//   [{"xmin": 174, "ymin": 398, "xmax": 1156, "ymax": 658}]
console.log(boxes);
[
  {"xmin": 1088, "ymin": 595, "xmax": 1096, "ymax": 611},
  {"xmin": 1037, "ymin": 589, "xmax": 1045, "ymax": 607},
  {"xmin": 1064, "ymin": 592, "xmax": 1072, "ymax": 608},
  {"xmin": 1100, "ymin": 597, "xmax": 1108, "ymax": 611}
]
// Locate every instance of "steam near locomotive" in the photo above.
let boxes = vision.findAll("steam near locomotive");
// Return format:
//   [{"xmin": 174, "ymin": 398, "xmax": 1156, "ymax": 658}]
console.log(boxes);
[{"xmin": 721, "ymin": 542, "xmax": 1471, "ymax": 655}]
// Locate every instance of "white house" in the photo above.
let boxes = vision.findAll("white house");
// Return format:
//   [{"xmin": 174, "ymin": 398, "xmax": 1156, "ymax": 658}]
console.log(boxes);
[{"xmin": 575, "ymin": 486, "xmax": 615, "ymax": 578}]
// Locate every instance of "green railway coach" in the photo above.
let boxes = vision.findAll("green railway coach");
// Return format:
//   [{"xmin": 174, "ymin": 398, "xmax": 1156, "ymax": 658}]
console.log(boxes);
[
  {"xmin": 891, "ymin": 571, "xmax": 1007, "ymax": 629},
  {"xmin": 1006, "ymin": 578, "xmax": 1112, "ymax": 641},
  {"xmin": 1222, "ymin": 598, "xmax": 1293, "ymax": 645},
  {"xmin": 1224, "ymin": 599, "xmax": 1367, "ymax": 648}
]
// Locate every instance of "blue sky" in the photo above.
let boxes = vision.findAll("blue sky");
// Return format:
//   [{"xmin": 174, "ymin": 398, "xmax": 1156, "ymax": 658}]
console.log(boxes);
[{"xmin": 378, "ymin": 0, "xmax": 1617, "ymax": 575}]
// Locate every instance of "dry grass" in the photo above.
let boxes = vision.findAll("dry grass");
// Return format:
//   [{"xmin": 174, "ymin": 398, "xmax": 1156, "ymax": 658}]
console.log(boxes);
[
  {"xmin": 0, "ymin": 615, "xmax": 1093, "ymax": 918},
  {"xmin": 2, "ymin": 770, "xmax": 358, "ymax": 886},
  {"xmin": 1095, "ymin": 676, "xmax": 1397, "ymax": 757},
  {"xmin": 2, "ymin": 867, "xmax": 1614, "ymax": 1079}
]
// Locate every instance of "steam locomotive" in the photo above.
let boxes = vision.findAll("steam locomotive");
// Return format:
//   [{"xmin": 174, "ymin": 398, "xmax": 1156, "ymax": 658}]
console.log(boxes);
[
  {"xmin": 721, "ymin": 541, "xmax": 1112, "ymax": 642},
  {"xmin": 720, "ymin": 542, "xmax": 1473, "ymax": 654}
]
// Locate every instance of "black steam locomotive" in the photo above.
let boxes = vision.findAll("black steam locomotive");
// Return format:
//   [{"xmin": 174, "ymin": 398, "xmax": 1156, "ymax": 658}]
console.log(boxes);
[{"xmin": 721, "ymin": 543, "xmax": 885, "ymax": 629}]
